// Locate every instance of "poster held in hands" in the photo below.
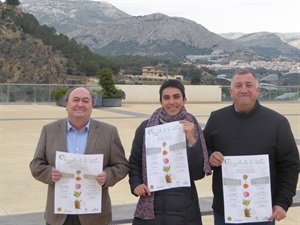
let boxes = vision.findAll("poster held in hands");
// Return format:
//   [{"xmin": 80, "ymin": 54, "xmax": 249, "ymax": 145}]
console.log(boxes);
[
  {"xmin": 145, "ymin": 121, "xmax": 191, "ymax": 192},
  {"xmin": 222, "ymin": 154, "xmax": 272, "ymax": 223},
  {"xmin": 54, "ymin": 151, "xmax": 103, "ymax": 214}
]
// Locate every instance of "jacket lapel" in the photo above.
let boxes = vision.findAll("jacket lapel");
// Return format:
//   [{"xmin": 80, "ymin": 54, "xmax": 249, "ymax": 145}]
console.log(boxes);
[
  {"xmin": 85, "ymin": 119, "xmax": 99, "ymax": 154},
  {"xmin": 57, "ymin": 118, "xmax": 68, "ymax": 152}
]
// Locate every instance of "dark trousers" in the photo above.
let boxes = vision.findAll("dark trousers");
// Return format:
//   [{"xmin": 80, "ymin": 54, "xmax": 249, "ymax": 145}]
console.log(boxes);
[
  {"xmin": 46, "ymin": 215, "xmax": 81, "ymax": 225},
  {"xmin": 213, "ymin": 212, "xmax": 275, "ymax": 225}
]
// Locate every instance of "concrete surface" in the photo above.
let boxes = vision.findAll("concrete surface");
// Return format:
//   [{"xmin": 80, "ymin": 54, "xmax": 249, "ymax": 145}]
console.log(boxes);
[{"xmin": 0, "ymin": 102, "xmax": 299, "ymax": 225}]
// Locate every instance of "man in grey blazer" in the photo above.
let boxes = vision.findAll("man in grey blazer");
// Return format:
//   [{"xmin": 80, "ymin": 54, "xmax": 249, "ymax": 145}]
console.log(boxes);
[{"xmin": 30, "ymin": 86, "xmax": 130, "ymax": 225}]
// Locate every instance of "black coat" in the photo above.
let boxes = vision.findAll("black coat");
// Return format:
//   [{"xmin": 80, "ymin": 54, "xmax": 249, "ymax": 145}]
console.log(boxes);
[
  {"xmin": 129, "ymin": 120, "xmax": 205, "ymax": 225},
  {"xmin": 203, "ymin": 101, "xmax": 299, "ymax": 215}
]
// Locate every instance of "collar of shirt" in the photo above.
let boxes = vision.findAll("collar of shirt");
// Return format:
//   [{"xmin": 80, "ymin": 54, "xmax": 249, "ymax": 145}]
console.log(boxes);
[
  {"xmin": 66, "ymin": 119, "xmax": 90, "ymax": 154},
  {"xmin": 67, "ymin": 119, "xmax": 90, "ymax": 133}
]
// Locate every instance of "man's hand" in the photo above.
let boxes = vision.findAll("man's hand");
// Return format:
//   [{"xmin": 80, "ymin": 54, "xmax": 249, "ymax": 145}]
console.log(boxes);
[
  {"xmin": 268, "ymin": 205, "xmax": 286, "ymax": 221},
  {"xmin": 51, "ymin": 168, "xmax": 61, "ymax": 182},
  {"xmin": 209, "ymin": 151, "xmax": 224, "ymax": 167},
  {"xmin": 96, "ymin": 171, "xmax": 106, "ymax": 186}
]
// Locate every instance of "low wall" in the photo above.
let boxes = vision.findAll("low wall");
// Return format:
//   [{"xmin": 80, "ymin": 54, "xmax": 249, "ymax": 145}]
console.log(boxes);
[{"xmin": 117, "ymin": 85, "xmax": 222, "ymax": 103}]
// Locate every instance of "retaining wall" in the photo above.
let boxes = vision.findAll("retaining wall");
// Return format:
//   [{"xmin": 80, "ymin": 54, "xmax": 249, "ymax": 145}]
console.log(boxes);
[{"xmin": 117, "ymin": 85, "xmax": 222, "ymax": 103}]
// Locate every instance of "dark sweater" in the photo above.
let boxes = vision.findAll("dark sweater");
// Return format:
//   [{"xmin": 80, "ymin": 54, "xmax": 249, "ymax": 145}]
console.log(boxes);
[{"xmin": 203, "ymin": 101, "xmax": 299, "ymax": 215}]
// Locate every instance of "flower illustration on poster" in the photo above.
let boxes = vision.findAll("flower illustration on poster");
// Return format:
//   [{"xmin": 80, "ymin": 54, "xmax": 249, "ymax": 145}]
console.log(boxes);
[
  {"xmin": 242, "ymin": 174, "xmax": 251, "ymax": 217},
  {"xmin": 74, "ymin": 169, "xmax": 82, "ymax": 209},
  {"xmin": 162, "ymin": 142, "xmax": 172, "ymax": 183}
]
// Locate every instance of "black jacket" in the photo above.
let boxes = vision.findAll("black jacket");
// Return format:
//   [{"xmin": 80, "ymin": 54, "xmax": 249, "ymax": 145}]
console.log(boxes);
[
  {"xmin": 203, "ymin": 101, "xmax": 299, "ymax": 215},
  {"xmin": 129, "ymin": 120, "xmax": 205, "ymax": 225}
]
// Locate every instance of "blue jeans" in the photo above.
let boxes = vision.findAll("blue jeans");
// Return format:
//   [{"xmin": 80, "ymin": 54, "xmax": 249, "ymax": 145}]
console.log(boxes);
[{"xmin": 213, "ymin": 212, "xmax": 275, "ymax": 225}]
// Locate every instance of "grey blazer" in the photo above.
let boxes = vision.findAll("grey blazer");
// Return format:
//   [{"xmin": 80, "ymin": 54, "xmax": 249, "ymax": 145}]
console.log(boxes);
[{"xmin": 30, "ymin": 118, "xmax": 130, "ymax": 225}]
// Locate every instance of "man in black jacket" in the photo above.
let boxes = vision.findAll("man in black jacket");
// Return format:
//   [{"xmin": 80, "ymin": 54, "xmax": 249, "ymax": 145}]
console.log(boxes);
[{"xmin": 203, "ymin": 68, "xmax": 299, "ymax": 225}]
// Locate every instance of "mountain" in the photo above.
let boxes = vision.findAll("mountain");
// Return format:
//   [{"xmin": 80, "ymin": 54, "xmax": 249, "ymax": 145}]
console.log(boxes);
[
  {"xmin": 232, "ymin": 32, "xmax": 299, "ymax": 59},
  {"xmin": 18, "ymin": 0, "xmax": 253, "ymax": 61},
  {"xmin": 66, "ymin": 13, "xmax": 252, "ymax": 61},
  {"xmin": 0, "ymin": 3, "xmax": 66, "ymax": 83},
  {"xmin": 0, "ymin": 2, "xmax": 86, "ymax": 84},
  {"xmin": 219, "ymin": 33, "xmax": 246, "ymax": 40},
  {"xmin": 19, "ymin": 0, "xmax": 299, "ymax": 62},
  {"xmin": 20, "ymin": 0, "xmax": 131, "ymax": 33},
  {"xmin": 219, "ymin": 32, "xmax": 300, "ymax": 49},
  {"xmin": 1, "ymin": 2, "xmax": 297, "ymax": 86},
  {"xmin": 0, "ymin": 2, "xmax": 221, "ymax": 85},
  {"xmin": 276, "ymin": 33, "xmax": 300, "ymax": 49}
]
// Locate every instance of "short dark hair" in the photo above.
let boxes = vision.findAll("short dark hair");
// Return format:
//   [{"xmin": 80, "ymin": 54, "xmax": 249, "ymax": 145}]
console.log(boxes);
[
  {"xmin": 64, "ymin": 86, "xmax": 96, "ymax": 106},
  {"xmin": 231, "ymin": 68, "xmax": 259, "ymax": 87},
  {"xmin": 233, "ymin": 68, "xmax": 257, "ymax": 78},
  {"xmin": 159, "ymin": 79, "xmax": 186, "ymax": 103}
]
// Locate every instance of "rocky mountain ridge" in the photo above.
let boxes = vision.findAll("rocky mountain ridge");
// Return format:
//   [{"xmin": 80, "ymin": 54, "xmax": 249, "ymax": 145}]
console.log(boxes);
[
  {"xmin": 220, "ymin": 32, "xmax": 300, "ymax": 49},
  {"xmin": 67, "ymin": 13, "xmax": 253, "ymax": 61},
  {"xmin": 233, "ymin": 32, "xmax": 299, "ymax": 58},
  {"xmin": 20, "ymin": 0, "xmax": 131, "ymax": 33},
  {"xmin": 1, "ymin": 1, "xmax": 298, "ymax": 85},
  {"xmin": 19, "ymin": 0, "xmax": 299, "ymax": 61}
]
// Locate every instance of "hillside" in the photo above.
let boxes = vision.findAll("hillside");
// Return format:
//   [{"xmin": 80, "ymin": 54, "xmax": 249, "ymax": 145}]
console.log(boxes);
[
  {"xmin": 20, "ymin": 0, "xmax": 131, "ymax": 33},
  {"xmin": 67, "ymin": 13, "xmax": 251, "ymax": 61},
  {"xmin": 220, "ymin": 32, "xmax": 300, "ymax": 49},
  {"xmin": 1, "ymin": 1, "xmax": 298, "ymax": 86},
  {"xmin": 19, "ymin": 0, "xmax": 299, "ymax": 62},
  {"xmin": 0, "ymin": 3, "xmax": 220, "ymax": 85},
  {"xmin": 0, "ymin": 2, "xmax": 122, "ymax": 84},
  {"xmin": 0, "ymin": 3, "xmax": 71, "ymax": 83},
  {"xmin": 276, "ymin": 33, "xmax": 300, "ymax": 49},
  {"xmin": 233, "ymin": 32, "xmax": 299, "ymax": 59}
]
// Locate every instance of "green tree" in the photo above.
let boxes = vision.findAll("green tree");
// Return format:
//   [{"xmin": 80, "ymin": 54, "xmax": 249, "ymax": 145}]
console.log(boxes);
[
  {"xmin": 5, "ymin": 0, "xmax": 20, "ymax": 6},
  {"xmin": 97, "ymin": 68, "xmax": 125, "ymax": 99},
  {"xmin": 98, "ymin": 68, "xmax": 117, "ymax": 97}
]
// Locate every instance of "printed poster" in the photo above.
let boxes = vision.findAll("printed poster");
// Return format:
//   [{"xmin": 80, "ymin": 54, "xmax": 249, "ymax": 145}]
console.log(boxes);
[
  {"xmin": 222, "ymin": 155, "xmax": 272, "ymax": 223},
  {"xmin": 145, "ymin": 121, "xmax": 190, "ymax": 192},
  {"xmin": 55, "ymin": 151, "xmax": 103, "ymax": 214}
]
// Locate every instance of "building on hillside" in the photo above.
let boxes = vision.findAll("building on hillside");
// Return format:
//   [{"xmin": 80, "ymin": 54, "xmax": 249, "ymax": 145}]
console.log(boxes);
[
  {"xmin": 114, "ymin": 66, "xmax": 187, "ymax": 85},
  {"xmin": 142, "ymin": 66, "xmax": 165, "ymax": 77},
  {"xmin": 118, "ymin": 66, "xmax": 187, "ymax": 85},
  {"xmin": 141, "ymin": 66, "xmax": 185, "ymax": 82}
]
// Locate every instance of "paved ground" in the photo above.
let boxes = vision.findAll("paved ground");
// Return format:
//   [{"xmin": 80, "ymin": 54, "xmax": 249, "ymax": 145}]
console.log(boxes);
[{"xmin": 0, "ymin": 102, "xmax": 299, "ymax": 225}]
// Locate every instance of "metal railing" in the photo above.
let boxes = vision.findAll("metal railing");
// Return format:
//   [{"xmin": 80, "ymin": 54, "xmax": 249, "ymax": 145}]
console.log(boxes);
[
  {"xmin": 221, "ymin": 85, "xmax": 300, "ymax": 101},
  {"xmin": 0, "ymin": 84, "xmax": 97, "ymax": 103},
  {"xmin": 0, "ymin": 83, "xmax": 299, "ymax": 103}
]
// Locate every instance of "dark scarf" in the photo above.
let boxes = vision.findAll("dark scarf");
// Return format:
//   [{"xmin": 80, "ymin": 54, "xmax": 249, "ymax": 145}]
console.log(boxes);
[{"xmin": 134, "ymin": 107, "xmax": 211, "ymax": 219}]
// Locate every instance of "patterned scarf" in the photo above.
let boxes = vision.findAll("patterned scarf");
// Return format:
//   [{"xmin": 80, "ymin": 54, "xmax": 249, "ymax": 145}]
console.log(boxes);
[{"xmin": 134, "ymin": 107, "xmax": 211, "ymax": 220}]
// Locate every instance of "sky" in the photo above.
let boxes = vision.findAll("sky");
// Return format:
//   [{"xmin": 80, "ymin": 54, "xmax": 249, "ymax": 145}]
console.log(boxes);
[{"xmin": 102, "ymin": 0, "xmax": 300, "ymax": 34}]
